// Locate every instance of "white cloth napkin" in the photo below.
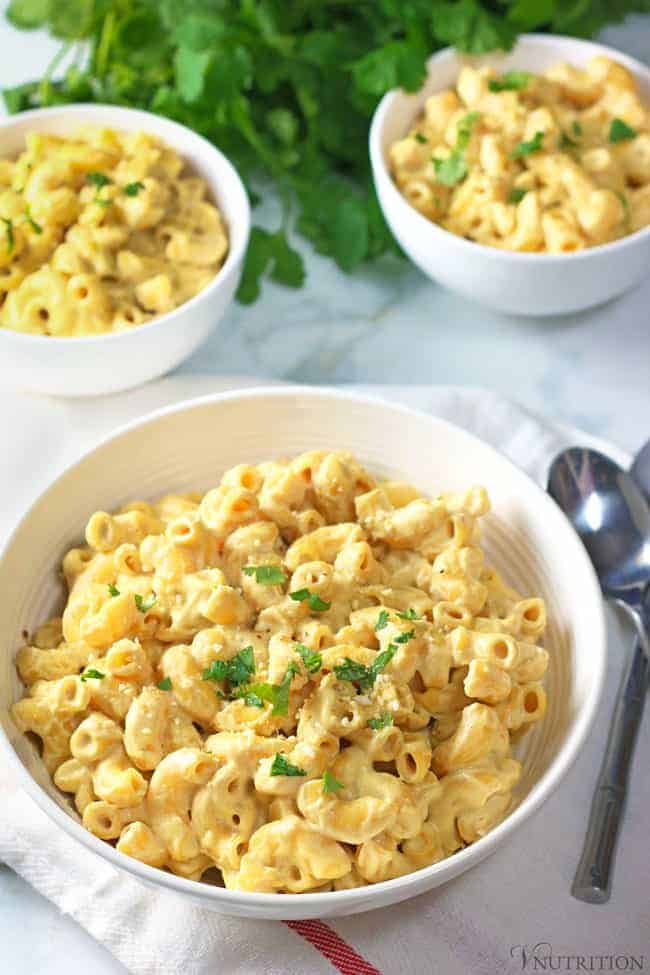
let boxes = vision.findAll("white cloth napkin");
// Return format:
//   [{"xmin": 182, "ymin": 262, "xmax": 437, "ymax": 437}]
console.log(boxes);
[{"xmin": 1, "ymin": 380, "xmax": 647, "ymax": 975}]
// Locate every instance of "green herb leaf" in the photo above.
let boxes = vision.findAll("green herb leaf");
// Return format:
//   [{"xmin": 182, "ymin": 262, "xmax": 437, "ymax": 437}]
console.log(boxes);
[
  {"xmin": 396, "ymin": 608, "xmax": 420, "ymax": 620},
  {"xmin": 270, "ymin": 752, "xmax": 306, "ymax": 777},
  {"xmin": 242, "ymin": 565, "xmax": 287, "ymax": 585},
  {"xmin": 23, "ymin": 206, "xmax": 42, "ymax": 233},
  {"xmin": 107, "ymin": 583, "xmax": 120, "ymax": 597},
  {"xmin": 289, "ymin": 588, "xmax": 331, "ymax": 612},
  {"xmin": 456, "ymin": 111, "xmax": 480, "ymax": 151},
  {"xmin": 433, "ymin": 152, "xmax": 467, "ymax": 186},
  {"xmin": 236, "ymin": 227, "xmax": 304, "ymax": 304},
  {"xmin": 334, "ymin": 644, "xmax": 397, "ymax": 692},
  {"xmin": 271, "ymin": 662, "xmax": 299, "ymax": 716},
  {"xmin": 80, "ymin": 668, "xmax": 105, "ymax": 682},
  {"xmin": 296, "ymin": 644, "xmax": 322, "ymax": 674},
  {"xmin": 2, "ymin": 218, "xmax": 14, "ymax": 255},
  {"xmin": 368, "ymin": 712, "xmax": 394, "ymax": 730},
  {"xmin": 322, "ymin": 769, "xmax": 344, "ymax": 793},
  {"xmin": 394, "ymin": 629, "xmax": 415, "ymax": 644},
  {"xmin": 511, "ymin": 131, "xmax": 544, "ymax": 158},
  {"xmin": 86, "ymin": 171, "xmax": 111, "ymax": 189},
  {"xmin": 609, "ymin": 118, "xmax": 637, "ymax": 143},
  {"xmin": 134, "ymin": 593, "xmax": 156, "ymax": 613},
  {"xmin": 414, "ymin": 133, "xmax": 428, "ymax": 144},
  {"xmin": 241, "ymin": 690, "xmax": 265, "ymax": 707},
  {"xmin": 157, "ymin": 677, "xmax": 172, "ymax": 691},
  {"xmin": 202, "ymin": 646, "xmax": 256, "ymax": 687},
  {"xmin": 488, "ymin": 70, "xmax": 530, "ymax": 92},
  {"xmin": 572, "ymin": 121, "xmax": 583, "ymax": 137},
  {"xmin": 124, "ymin": 181, "xmax": 145, "ymax": 197},
  {"xmin": 507, "ymin": 187, "xmax": 528, "ymax": 204},
  {"xmin": 375, "ymin": 610, "xmax": 390, "ymax": 631}
]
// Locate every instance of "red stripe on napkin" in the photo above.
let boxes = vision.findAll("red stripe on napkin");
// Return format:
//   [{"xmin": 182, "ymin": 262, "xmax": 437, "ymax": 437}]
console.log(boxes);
[{"xmin": 285, "ymin": 919, "xmax": 382, "ymax": 975}]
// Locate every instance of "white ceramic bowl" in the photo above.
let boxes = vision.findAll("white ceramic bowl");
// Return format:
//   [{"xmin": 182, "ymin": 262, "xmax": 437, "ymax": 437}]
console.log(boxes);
[
  {"xmin": 0, "ymin": 387, "xmax": 605, "ymax": 919},
  {"xmin": 370, "ymin": 34, "xmax": 650, "ymax": 316},
  {"xmin": 0, "ymin": 105, "xmax": 250, "ymax": 396}
]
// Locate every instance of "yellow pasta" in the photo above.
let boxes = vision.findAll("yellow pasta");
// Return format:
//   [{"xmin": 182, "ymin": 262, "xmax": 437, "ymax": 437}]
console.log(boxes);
[
  {"xmin": 0, "ymin": 127, "xmax": 228, "ymax": 336},
  {"xmin": 389, "ymin": 56, "xmax": 650, "ymax": 252},
  {"xmin": 12, "ymin": 450, "xmax": 549, "ymax": 893}
]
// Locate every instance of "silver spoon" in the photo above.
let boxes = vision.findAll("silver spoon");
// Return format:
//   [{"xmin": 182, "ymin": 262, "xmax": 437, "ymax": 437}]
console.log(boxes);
[{"xmin": 548, "ymin": 447, "xmax": 650, "ymax": 904}]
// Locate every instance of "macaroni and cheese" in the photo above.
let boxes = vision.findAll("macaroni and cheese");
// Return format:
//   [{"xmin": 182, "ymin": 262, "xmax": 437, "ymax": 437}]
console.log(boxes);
[
  {"xmin": 12, "ymin": 451, "xmax": 548, "ymax": 893},
  {"xmin": 389, "ymin": 56, "xmax": 650, "ymax": 252},
  {"xmin": 0, "ymin": 128, "xmax": 228, "ymax": 336}
]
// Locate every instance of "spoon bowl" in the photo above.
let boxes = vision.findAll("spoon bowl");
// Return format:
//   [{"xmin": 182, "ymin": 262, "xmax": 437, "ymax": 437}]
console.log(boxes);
[{"xmin": 548, "ymin": 447, "xmax": 650, "ymax": 611}]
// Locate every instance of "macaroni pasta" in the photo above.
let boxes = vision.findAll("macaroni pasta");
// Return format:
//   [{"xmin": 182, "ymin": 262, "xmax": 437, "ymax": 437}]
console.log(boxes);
[
  {"xmin": 389, "ymin": 56, "xmax": 650, "ymax": 252},
  {"xmin": 13, "ymin": 451, "xmax": 549, "ymax": 893},
  {"xmin": 0, "ymin": 127, "xmax": 228, "ymax": 336}
]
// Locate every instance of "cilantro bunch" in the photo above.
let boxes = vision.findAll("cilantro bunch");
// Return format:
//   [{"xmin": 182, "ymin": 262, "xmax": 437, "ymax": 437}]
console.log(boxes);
[{"xmin": 4, "ymin": 0, "xmax": 647, "ymax": 302}]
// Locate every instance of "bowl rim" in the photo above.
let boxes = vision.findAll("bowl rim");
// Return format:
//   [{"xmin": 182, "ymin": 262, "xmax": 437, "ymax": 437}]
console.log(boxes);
[
  {"xmin": 0, "ymin": 384, "xmax": 607, "ymax": 911},
  {"xmin": 369, "ymin": 31, "xmax": 650, "ymax": 264},
  {"xmin": 0, "ymin": 102, "xmax": 251, "ymax": 346}
]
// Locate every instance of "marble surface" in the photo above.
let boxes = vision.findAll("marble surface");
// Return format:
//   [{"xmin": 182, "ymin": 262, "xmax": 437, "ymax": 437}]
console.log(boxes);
[{"xmin": 1, "ymin": 7, "xmax": 649, "ymax": 974}]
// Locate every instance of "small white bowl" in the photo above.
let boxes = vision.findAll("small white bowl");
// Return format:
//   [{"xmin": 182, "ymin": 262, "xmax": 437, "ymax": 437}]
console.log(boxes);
[
  {"xmin": 0, "ymin": 105, "xmax": 250, "ymax": 396},
  {"xmin": 0, "ymin": 387, "xmax": 605, "ymax": 919},
  {"xmin": 370, "ymin": 34, "xmax": 650, "ymax": 316}
]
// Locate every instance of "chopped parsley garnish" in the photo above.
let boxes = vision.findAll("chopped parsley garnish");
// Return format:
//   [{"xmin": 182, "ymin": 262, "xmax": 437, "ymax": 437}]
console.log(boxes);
[
  {"xmin": 488, "ymin": 70, "xmax": 530, "ymax": 92},
  {"xmin": 375, "ymin": 610, "xmax": 389, "ymax": 631},
  {"xmin": 289, "ymin": 588, "xmax": 331, "ymax": 612},
  {"xmin": 107, "ymin": 583, "xmax": 120, "ymax": 597},
  {"xmin": 510, "ymin": 131, "xmax": 544, "ymax": 158},
  {"xmin": 86, "ymin": 171, "xmax": 113, "ymax": 206},
  {"xmin": 296, "ymin": 643, "xmax": 322, "ymax": 674},
  {"xmin": 334, "ymin": 643, "xmax": 398, "ymax": 692},
  {"xmin": 396, "ymin": 608, "xmax": 420, "ymax": 620},
  {"xmin": 322, "ymin": 769, "xmax": 344, "ymax": 793},
  {"xmin": 242, "ymin": 565, "xmax": 287, "ymax": 585},
  {"xmin": 270, "ymin": 752, "xmax": 306, "ymax": 777},
  {"xmin": 124, "ymin": 181, "xmax": 145, "ymax": 197},
  {"xmin": 414, "ymin": 132, "xmax": 428, "ymax": 144},
  {"xmin": 609, "ymin": 118, "xmax": 637, "ymax": 143},
  {"xmin": 572, "ymin": 121, "xmax": 583, "ymax": 137},
  {"xmin": 80, "ymin": 668, "xmax": 105, "ymax": 682},
  {"xmin": 231, "ymin": 662, "xmax": 299, "ymax": 715},
  {"xmin": 241, "ymin": 690, "xmax": 265, "ymax": 707},
  {"xmin": 394, "ymin": 629, "xmax": 415, "ymax": 644},
  {"xmin": 507, "ymin": 187, "xmax": 528, "ymax": 204},
  {"xmin": 368, "ymin": 712, "xmax": 394, "ymax": 730},
  {"xmin": 2, "ymin": 217, "xmax": 14, "ymax": 254},
  {"xmin": 157, "ymin": 677, "xmax": 172, "ymax": 691},
  {"xmin": 615, "ymin": 190, "xmax": 630, "ymax": 215},
  {"xmin": 559, "ymin": 130, "xmax": 578, "ymax": 150},
  {"xmin": 23, "ymin": 206, "xmax": 42, "ymax": 234},
  {"xmin": 202, "ymin": 646, "xmax": 255, "ymax": 686},
  {"xmin": 433, "ymin": 111, "xmax": 479, "ymax": 186},
  {"xmin": 134, "ymin": 593, "xmax": 156, "ymax": 613}
]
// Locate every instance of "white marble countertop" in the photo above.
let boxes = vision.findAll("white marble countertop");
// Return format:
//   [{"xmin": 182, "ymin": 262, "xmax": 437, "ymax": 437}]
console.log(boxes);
[{"xmin": 1, "ymin": 8, "xmax": 649, "ymax": 974}]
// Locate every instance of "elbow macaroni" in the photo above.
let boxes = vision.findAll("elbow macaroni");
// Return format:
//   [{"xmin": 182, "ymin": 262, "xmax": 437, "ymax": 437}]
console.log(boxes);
[
  {"xmin": 0, "ymin": 127, "xmax": 228, "ymax": 336},
  {"xmin": 12, "ymin": 450, "xmax": 549, "ymax": 893},
  {"xmin": 389, "ymin": 56, "xmax": 650, "ymax": 252}
]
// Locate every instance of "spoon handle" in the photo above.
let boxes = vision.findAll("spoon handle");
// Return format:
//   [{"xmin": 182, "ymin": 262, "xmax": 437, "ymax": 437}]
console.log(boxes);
[{"xmin": 572, "ymin": 635, "xmax": 648, "ymax": 904}]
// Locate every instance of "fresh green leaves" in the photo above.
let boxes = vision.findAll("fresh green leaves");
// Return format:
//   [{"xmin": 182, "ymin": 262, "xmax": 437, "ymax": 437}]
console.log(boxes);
[
  {"xmin": 80, "ymin": 668, "xmax": 105, "ymax": 682},
  {"xmin": 87, "ymin": 171, "xmax": 113, "ymax": 206},
  {"xmin": 396, "ymin": 608, "xmax": 420, "ymax": 621},
  {"xmin": 107, "ymin": 583, "xmax": 120, "ymax": 597},
  {"xmin": 433, "ymin": 111, "xmax": 479, "ymax": 186},
  {"xmin": 394, "ymin": 629, "xmax": 415, "ymax": 644},
  {"xmin": 414, "ymin": 132, "xmax": 428, "ymax": 144},
  {"xmin": 157, "ymin": 677, "xmax": 172, "ymax": 691},
  {"xmin": 511, "ymin": 131, "xmax": 544, "ymax": 158},
  {"xmin": 236, "ymin": 228, "xmax": 305, "ymax": 304},
  {"xmin": 375, "ymin": 610, "xmax": 390, "ymax": 632},
  {"xmin": 368, "ymin": 712, "xmax": 394, "ymax": 730},
  {"xmin": 290, "ymin": 588, "xmax": 331, "ymax": 612},
  {"xmin": 202, "ymin": 646, "xmax": 256, "ymax": 687},
  {"xmin": 242, "ymin": 565, "xmax": 287, "ymax": 585},
  {"xmin": 3, "ymin": 0, "xmax": 638, "ymax": 300},
  {"xmin": 124, "ymin": 181, "xmax": 144, "ymax": 197},
  {"xmin": 296, "ymin": 644, "xmax": 322, "ymax": 674},
  {"xmin": 609, "ymin": 118, "xmax": 637, "ymax": 143},
  {"xmin": 134, "ymin": 593, "xmax": 156, "ymax": 613},
  {"xmin": 2, "ymin": 218, "xmax": 14, "ymax": 255},
  {"xmin": 507, "ymin": 187, "xmax": 528, "ymax": 204},
  {"xmin": 270, "ymin": 752, "xmax": 306, "ymax": 777},
  {"xmin": 488, "ymin": 70, "xmax": 530, "ymax": 92},
  {"xmin": 231, "ymin": 662, "xmax": 299, "ymax": 716},
  {"xmin": 334, "ymin": 644, "xmax": 398, "ymax": 692},
  {"xmin": 23, "ymin": 206, "xmax": 42, "ymax": 233},
  {"xmin": 322, "ymin": 769, "xmax": 344, "ymax": 793}
]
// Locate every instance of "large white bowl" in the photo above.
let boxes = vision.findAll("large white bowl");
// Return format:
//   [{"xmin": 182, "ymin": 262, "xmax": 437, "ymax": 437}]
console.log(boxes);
[
  {"xmin": 0, "ymin": 105, "xmax": 250, "ymax": 396},
  {"xmin": 0, "ymin": 387, "xmax": 605, "ymax": 919},
  {"xmin": 370, "ymin": 34, "xmax": 650, "ymax": 316}
]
